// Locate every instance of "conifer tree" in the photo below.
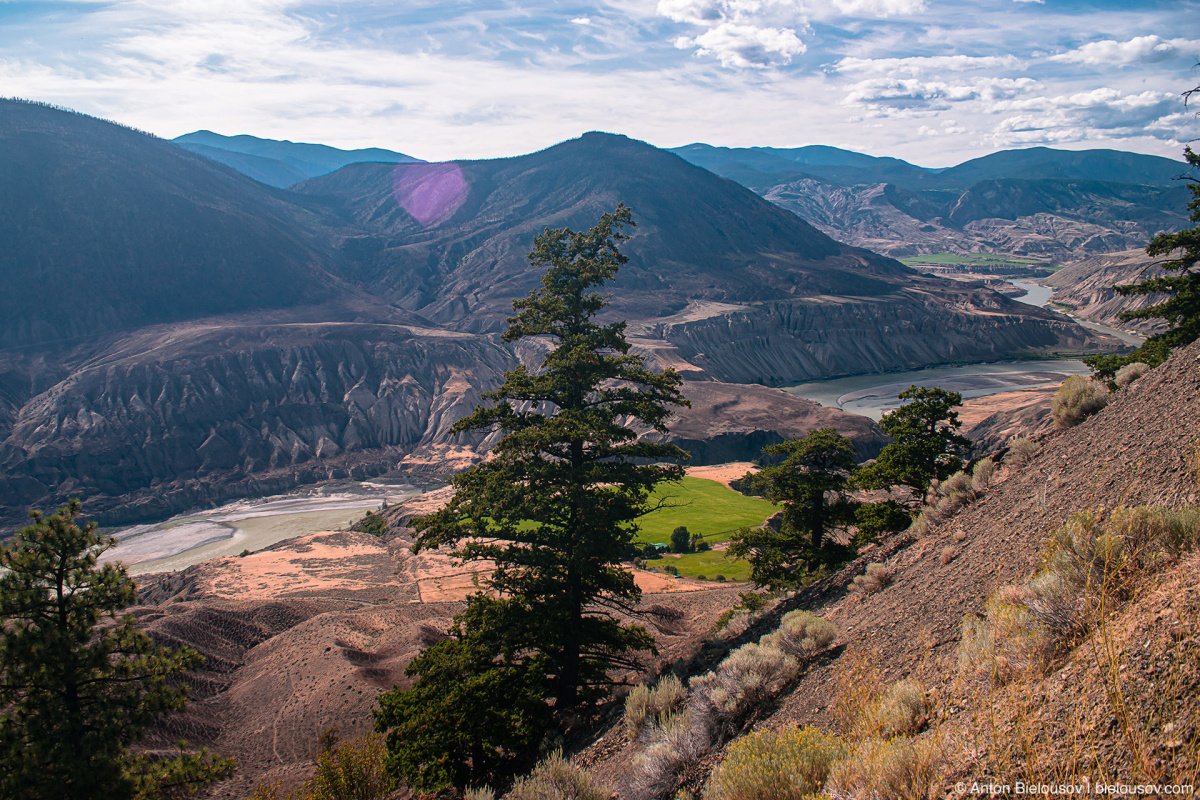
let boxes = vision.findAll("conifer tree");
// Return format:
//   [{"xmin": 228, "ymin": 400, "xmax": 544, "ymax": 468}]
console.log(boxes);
[
  {"xmin": 0, "ymin": 500, "xmax": 233, "ymax": 800},
  {"xmin": 729, "ymin": 428, "xmax": 858, "ymax": 587},
  {"xmin": 411, "ymin": 204, "xmax": 689, "ymax": 710},
  {"xmin": 1087, "ymin": 144, "xmax": 1200, "ymax": 379}
]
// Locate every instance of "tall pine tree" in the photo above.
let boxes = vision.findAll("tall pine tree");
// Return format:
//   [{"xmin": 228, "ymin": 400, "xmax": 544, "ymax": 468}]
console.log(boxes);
[
  {"xmin": 411, "ymin": 204, "xmax": 689, "ymax": 710},
  {"xmin": 0, "ymin": 500, "xmax": 233, "ymax": 800}
]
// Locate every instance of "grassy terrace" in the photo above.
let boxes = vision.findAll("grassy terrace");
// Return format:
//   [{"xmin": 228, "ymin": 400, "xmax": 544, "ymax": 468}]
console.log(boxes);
[
  {"xmin": 633, "ymin": 476, "xmax": 776, "ymax": 583},
  {"xmin": 899, "ymin": 252, "xmax": 1051, "ymax": 270}
]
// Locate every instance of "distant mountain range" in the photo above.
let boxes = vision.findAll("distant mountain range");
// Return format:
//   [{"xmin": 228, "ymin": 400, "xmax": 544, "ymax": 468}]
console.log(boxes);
[
  {"xmin": 668, "ymin": 144, "xmax": 1190, "ymax": 260},
  {"xmin": 171, "ymin": 130, "xmax": 1191, "ymax": 262},
  {"xmin": 0, "ymin": 99, "xmax": 1118, "ymax": 525},
  {"xmin": 173, "ymin": 130, "xmax": 422, "ymax": 188}
]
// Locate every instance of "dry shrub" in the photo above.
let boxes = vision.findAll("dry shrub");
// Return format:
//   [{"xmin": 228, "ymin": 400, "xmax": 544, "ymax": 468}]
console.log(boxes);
[
  {"xmin": 958, "ymin": 590, "xmax": 1058, "ymax": 684},
  {"xmin": 1114, "ymin": 361, "xmax": 1151, "ymax": 388},
  {"xmin": 873, "ymin": 680, "xmax": 933, "ymax": 738},
  {"xmin": 955, "ymin": 506, "xmax": 1198, "ymax": 686},
  {"xmin": 760, "ymin": 611, "xmax": 837, "ymax": 659},
  {"xmin": 633, "ymin": 708, "xmax": 710, "ymax": 798},
  {"xmin": 466, "ymin": 788, "xmax": 497, "ymax": 800},
  {"xmin": 824, "ymin": 735, "xmax": 945, "ymax": 800},
  {"xmin": 714, "ymin": 609, "xmax": 754, "ymax": 640},
  {"xmin": 506, "ymin": 751, "xmax": 606, "ymax": 800},
  {"xmin": 940, "ymin": 546, "xmax": 956, "ymax": 565},
  {"xmin": 625, "ymin": 674, "xmax": 688, "ymax": 742},
  {"xmin": 852, "ymin": 563, "xmax": 891, "ymax": 595},
  {"xmin": 1006, "ymin": 436, "xmax": 1040, "ymax": 469},
  {"xmin": 1051, "ymin": 376, "xmax": 1109, "ymax": 428},
  {"xmin": 970, "ymin": 458, "xmax": 996, "ymax": 494},
  {"xmin": 690, "ymin": 643, "xmax": 798, "ymax": 721},
  {"xmin": 706, "ymin": 727, "xmax": 848, "ymax": 800}
]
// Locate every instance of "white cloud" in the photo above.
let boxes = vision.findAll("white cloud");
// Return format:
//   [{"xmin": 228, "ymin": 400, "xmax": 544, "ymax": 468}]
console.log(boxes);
[
  {"xmin": 992, "ymin": 88, "xmax": 1184, "ymax": 144},
  {"xmin": 678, "ymin": 22, "xmax": 805, "ymax": 68},
  {"xmin": 1049, "ymin": 36, "xmax": 1200, "ymax": 67},
  {"xmin": 657, "ymin": 0, "xmax": 924, "ymax": 69},
  {"xmin": 827, "ymin": 0, "xmax": 925, "ymax": 17},
  {"xmin": 570, "ymin": 17, "xmax": 592, "ymax": 25},
  {"xmin": 845, "ymin": 76, "xmax": 1036, "ymax": 110},
  {"xmin": 836, "ymin": 54, "xmax": 1022, "ymax": 75}
]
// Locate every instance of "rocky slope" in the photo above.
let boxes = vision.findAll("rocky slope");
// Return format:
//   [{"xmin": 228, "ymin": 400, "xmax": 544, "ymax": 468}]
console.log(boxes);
[
  {"xmin": 573, "ymin": 328, "xmax": 1200, "ymax": 799},
  {"xmin": 0, "ymin": 319, "xmax": 514, "ymax": 525},
  {"xmin": 1043, "ymin": 248, "xmax": 1170, "ymax": 333}
]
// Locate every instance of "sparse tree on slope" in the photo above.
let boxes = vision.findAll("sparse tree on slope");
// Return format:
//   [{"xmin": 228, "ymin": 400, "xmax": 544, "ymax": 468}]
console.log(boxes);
[
  {"xmin": 729, "ymin": 428, "xmax": 858, "ymax": 588},
  {"xmin": 856, "ymin": 385, "xmax": 971, "ymax": 494},
  {"xmin": 1087, "ymin": 144, "xmax": 1200, "ymax": 379},
  {"xmin": 410, "ymin": 204, "xmax": 689, "ymax": 711},
  {"xmin": 0, "ymin": 500, "xmax": 233, "ymax": 800}
]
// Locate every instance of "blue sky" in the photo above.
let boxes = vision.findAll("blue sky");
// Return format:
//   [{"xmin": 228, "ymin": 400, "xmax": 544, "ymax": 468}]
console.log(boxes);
[{"xmin": 1, "ymin": 0, "xmax": 1197, "ymax": 164}]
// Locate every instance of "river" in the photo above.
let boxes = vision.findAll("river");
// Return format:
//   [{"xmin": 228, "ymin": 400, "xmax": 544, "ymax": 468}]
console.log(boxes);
[
  {"xmin": 781, "ymin": 277, "xmax": 1140, "ymax": 420},
  {"xmin": 102, "ymin": 480, "xmax": 422, "ymax": 576}
]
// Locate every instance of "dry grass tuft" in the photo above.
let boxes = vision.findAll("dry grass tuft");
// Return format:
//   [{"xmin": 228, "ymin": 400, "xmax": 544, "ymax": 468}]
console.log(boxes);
[
  {"xmin": 852, "ymin": 563, "xmax": 892, "ymax": 595},
  {"xmin": 625, "ymin": 674, "xmax": 688, "ymax": 742},
  {"xmin": 507, "ymin": 751, "xmax": 608, "ymax": 800},
  {"xmin": 824, "ymin": 735, "xmax": 946, "ymax": 800},
  {"xmin": 940, "ymin": 546, "xmax": 957, "ymax": 565},
  {"xmin": 465, "ymin": 788, "xmax": 496, "ymax": 800}
]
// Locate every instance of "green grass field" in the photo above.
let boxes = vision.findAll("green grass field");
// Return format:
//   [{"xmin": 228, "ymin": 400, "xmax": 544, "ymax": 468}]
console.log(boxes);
[
  {"xmin": 649, "ymin": 548, "xmax": 752, "ymax": 582},
  {"xmin": 899, "ymin": 252, "xmax": 1047, "ymax": 269},
  {"xmin": 633, "ymin": 476, "xmax": 776, "ymax": 546}
]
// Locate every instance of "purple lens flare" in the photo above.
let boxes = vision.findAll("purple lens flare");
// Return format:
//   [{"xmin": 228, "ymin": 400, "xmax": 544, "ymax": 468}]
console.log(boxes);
[{"xmin": 392, "ymin": 162, "xmax": 470, "ymax": 225}]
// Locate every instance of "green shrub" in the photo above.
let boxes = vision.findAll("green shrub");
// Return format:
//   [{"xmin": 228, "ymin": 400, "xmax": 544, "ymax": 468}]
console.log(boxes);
[
  {"xmin": 739, "ymin": 591, "xmax": 770, "ymax": 612},
  {"xmin": 1051, "ymin": 376, "xmax": 1109, "ymax": 428},
  {"xmin": 969, "ymin": 457, "xmax": 995, "ymax": 494},
  {"xmin": 664, "ymin": 565, "xmax": 679, "ymax": 576},
  {"xmin": 715, "ymin": 574, "xmax": 727, "ymax": 582},
  {"xmin": 1114, "ymin": 361, "xmax": 1151, "ymax": 388},
  {"xmin": 506, "ymin": 752, "xmax": 606, "ymax": 800},
  {"xmin": 303, "ymin": 733, "xmax": 393, "ymax": 800},
  {"xmin": 624, "ymin": 674, "xmax": 687, "ymax": 742},
  {"xmin": 696, "ymin": 574, "xmax": 708, "ymax": 581},
  {"xmin": 761, "ymin": 611, "xmax": 836, "ymax": 659},
  {"xmin": 706, "ymin": 726, "xmax": 847, "ymax": 800},
  {"xmin": 352, "ymin": 510, "xmax": 389, "ymax": 538}
]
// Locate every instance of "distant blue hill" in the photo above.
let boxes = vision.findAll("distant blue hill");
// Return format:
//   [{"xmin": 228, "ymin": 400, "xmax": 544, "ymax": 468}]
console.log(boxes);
[
  {"xmin": 669, "ymin": 143, "xmax": 1185, "ymax": 190},
  {"xmin": 173, "ymin": 131, "xmax": 423, "ymax": 187}
]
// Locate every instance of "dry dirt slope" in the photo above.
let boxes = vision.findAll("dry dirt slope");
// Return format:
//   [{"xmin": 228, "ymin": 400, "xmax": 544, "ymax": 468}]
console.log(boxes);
[{"xmin": 576, "ymin": 338, "xmax": 1200, "ymax": 796}]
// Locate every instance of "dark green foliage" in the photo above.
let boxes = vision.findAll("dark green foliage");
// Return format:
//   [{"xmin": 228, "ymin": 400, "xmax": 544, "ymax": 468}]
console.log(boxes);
[
  {"xmin": 411, "ymin": 204, "xmax": 689, "ymax": 713},
  {"xmin": 856, "ymin": 386, "xmax": 971, "ymax": 492},
  {"xmin": 854, "ymin": 501, "xmax": 913, "ymax": 544},
  {"xmin": 375, "ymin": 597, "xmax": 550, "ymax": 792},
  {"xmin": 729, "ymin": 429, "xmax": 859, "ymax": 588},
  {"xmin": 1086, "ymin": 146, "xmax": 1200, "ymax": 380},
  {"xmin": 0, "ymin": 500, "xmax": 233, "ymax": 800},
  {"xmin": 670, "ymin": 526, "xmax": 692, "ymax": 554},
  {"xmin": 352, "ymin": 510, "xmax": 389, "ymax": 538}
]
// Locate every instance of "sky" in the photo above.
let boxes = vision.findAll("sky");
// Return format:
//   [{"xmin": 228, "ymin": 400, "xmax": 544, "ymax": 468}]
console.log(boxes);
[{"xmin": 1, "ymin": 0, "xmax": 1198, "ymax": 165}]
